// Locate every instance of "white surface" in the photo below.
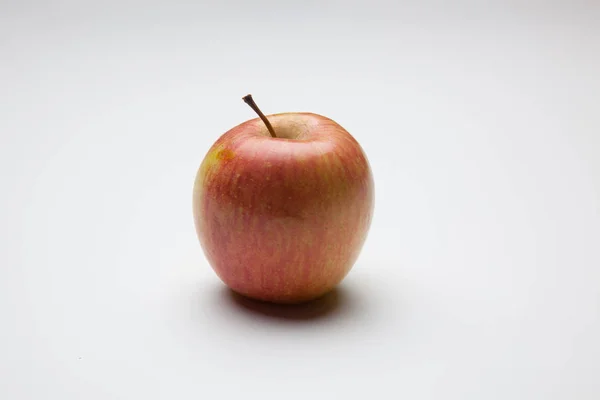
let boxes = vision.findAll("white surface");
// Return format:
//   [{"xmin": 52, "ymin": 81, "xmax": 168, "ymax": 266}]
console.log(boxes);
[{"xmin": 1, "ymin": 1, "xmax": 599, "ymax": 399}]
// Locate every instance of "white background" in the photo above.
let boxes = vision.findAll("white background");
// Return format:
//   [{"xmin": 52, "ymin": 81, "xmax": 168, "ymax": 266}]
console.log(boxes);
[{"xmin": 1, "ymin": 1, "xmax": 599, "ymax": 398}]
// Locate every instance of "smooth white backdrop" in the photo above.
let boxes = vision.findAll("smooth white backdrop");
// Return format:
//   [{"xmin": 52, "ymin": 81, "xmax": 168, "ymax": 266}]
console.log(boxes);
[{"xmin": 1, "ymin": 1, "xmax": 599, "ymax": 399}]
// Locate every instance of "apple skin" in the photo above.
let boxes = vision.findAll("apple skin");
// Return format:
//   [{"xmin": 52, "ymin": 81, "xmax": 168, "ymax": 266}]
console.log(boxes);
[{"xmin": 193, "ymin": 112, "xmax": 374, "ymax": 304}]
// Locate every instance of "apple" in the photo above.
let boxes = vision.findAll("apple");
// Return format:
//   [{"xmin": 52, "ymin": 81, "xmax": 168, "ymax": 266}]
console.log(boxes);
[{"xmin": 192, "ymin": 95, "xmax": 374, "ymax": 304}]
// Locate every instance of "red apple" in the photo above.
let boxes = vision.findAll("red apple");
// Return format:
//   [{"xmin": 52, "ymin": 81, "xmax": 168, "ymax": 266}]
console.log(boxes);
[{"xmin": 192, "ymin": 95, "xmax": 374, "ymax": 304}]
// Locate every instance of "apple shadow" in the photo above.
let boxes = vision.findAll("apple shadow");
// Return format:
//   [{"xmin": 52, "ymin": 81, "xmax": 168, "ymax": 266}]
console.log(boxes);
[{"xmin": 219, "ymin": 286, "xmax": 354, "ymax": 322}]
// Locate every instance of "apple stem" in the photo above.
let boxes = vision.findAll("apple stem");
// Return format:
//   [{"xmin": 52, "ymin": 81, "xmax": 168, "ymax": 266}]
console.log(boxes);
[{"xmin": 242, "ymin": 94, "xmax": 277, "ymax": 138}]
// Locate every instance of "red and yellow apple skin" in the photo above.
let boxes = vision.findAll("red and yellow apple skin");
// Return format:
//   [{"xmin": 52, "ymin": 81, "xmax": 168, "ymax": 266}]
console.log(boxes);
[{"xmin": 193, "ymin": 112, "xmax": 374, "ymax": 304}]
